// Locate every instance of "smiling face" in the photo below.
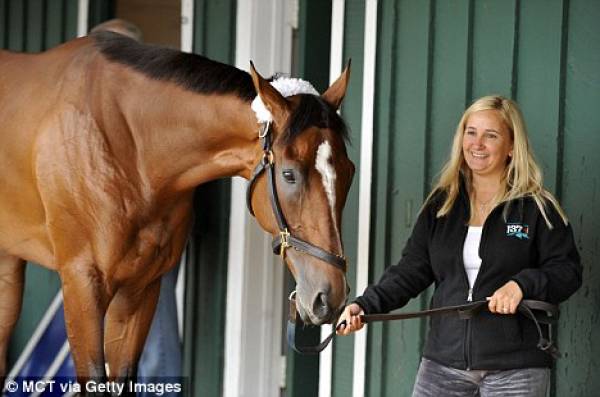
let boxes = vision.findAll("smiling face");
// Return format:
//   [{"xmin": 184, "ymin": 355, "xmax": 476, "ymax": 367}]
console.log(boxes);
[{"xmin": 462, "ymin": 109, "xmax": 514, "ymax": 181}]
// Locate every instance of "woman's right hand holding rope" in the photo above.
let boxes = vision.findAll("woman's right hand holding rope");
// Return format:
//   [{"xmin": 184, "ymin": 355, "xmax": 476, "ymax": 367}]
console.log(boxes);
[{"xmin": 336, "ymin": 303, "xmax": 365, "ymax": 335}]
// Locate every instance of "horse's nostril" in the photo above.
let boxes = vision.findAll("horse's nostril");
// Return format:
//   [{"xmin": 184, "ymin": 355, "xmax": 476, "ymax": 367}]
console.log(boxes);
[{"xmin": 312, "ymin": 292, "xmax": 332, "ymax": 319}]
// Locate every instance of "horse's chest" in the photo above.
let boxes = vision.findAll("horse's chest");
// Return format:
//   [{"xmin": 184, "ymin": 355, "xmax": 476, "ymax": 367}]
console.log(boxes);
[
  {"xmin": 115, "ymin": 214, "xmax": 190, "ymax": 283},
  {"xmin": 140, "ymin": 219, "xmax": 185, "ymax": 259}
]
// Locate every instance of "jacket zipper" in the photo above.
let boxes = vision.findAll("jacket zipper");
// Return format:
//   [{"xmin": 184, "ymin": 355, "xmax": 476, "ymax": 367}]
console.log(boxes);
[
  {"xmin": 465, "ymin": 317, "xmax": 473, "ymax": 370},
  {"xmin": 465, "ymin": 286, "xmax": 473, "ymax": 370},
  {"xmin": 460, "ymin": 225, "xmax": 472, "ymax": 369},
  {"xmin": 466, "ymin": 220, "xmax": 486, "ymax": 370},
  {"xmin": 463, "ymin": 284, "xmax": 473, "ymax": 369},
  {"xmin": 464, "ymin": 205, "xmax": 498, "ymax": 370},
  {"xmin": 472, "ymin": 205, "xmax": 498, "ymax": 292}
]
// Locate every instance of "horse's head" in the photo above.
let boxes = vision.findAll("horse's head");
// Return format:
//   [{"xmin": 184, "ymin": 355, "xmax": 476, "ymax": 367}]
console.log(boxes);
[{"xmin": 247, "ymin": 63, "xmax": 355, "ymax": 326}]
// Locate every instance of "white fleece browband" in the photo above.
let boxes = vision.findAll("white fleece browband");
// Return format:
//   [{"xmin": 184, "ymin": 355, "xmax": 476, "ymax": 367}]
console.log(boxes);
[{"xmin": 251, "ymin": 77, "xmax": 319, "ymax": 123}]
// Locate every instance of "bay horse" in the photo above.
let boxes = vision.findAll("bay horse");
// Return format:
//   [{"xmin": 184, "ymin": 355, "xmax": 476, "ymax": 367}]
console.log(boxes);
[{"xmin": 0, "ymin": 31, "xmax": 354, "ymax": 389}]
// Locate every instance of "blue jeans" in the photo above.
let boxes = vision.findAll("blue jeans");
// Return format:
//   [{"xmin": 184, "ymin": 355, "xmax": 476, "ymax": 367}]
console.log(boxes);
[{"xmin": 413, "ymin": 358, "xmax": 549, "ymax": 397}]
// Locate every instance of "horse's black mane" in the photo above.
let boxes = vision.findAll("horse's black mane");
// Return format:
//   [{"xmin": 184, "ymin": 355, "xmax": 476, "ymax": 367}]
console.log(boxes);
[
  {"xmin": 92, "ymin": 31, "xmax": 256, "ymax": 101},
  {"xmin": 283, "ymin": 95, "xmax": 350, "ymax": 143},
  {"xmin": 93, "ymin": 31, "xmax": 349, "ymax": 141}
]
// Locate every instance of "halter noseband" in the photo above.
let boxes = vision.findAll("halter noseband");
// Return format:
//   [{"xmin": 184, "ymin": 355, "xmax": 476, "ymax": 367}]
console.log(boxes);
[{"xmin": 245, "ymin": 122, "xmax": 347, "ymax": 272}]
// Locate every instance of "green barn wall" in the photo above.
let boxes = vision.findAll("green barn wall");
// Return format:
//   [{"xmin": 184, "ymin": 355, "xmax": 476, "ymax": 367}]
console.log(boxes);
[
  {"xmin": 554, "ymin": 1, "xmax": 600, "ymax": 394},
  {"xmin": 0, "ymin": 0, "xmax": 78, "ymax": 52}
]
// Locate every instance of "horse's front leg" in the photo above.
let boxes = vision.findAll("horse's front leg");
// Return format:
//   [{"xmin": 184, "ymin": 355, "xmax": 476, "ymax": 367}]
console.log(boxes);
[
  {"xmin": 0, "ymin": 252, "xmax": 25, "ymax": 377},
  {"xmin": 59, "ymin": 263, "xmax": 110, "ymax": 393},
  {"xmin": 104, "ymin": 279, "xmax": 161, "ymax": 396}
]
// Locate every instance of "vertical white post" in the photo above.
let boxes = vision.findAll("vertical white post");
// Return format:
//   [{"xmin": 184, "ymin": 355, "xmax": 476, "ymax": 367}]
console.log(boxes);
[
  {"xmin": 174, "ymin": 0, "xmax": 196, "ymax": 343},
  {"xmin": 225, "ymin": 0, "xmax": 293, "ymax": 396},
  {"xmin": 329, "ymin": 0, "xmax": 346, "ymax": 84},
  {"xmin": 77, "ymin": 0, "xmax": 89, "ymax": 37},
  {"xmin": 181, "ymin": 0, "xmax": 194, "ymax": 53},
  {"xmin": 319, "ymin": 1, "xmax": 345, "ymax": 397},
  {"xmin": 353, "ymin": 1, "xmax": 378, "ymax": 397},
  {"xmin": 224, "ymin": 175, "xmax": 249, "ymax": 397},
  {"xmin": 225, "ymin": 1, "xmax": 256, "ymax": 394}
]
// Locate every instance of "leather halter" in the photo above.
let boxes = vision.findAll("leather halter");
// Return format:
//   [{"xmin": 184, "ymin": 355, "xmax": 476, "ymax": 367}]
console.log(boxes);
[
  {"xmin": 246, "ymin": 121, "xmax": 348, "ymax": 354},
  {"xmin": 245, "ymin": 122, "xmax": 347, "ymax": 271}
]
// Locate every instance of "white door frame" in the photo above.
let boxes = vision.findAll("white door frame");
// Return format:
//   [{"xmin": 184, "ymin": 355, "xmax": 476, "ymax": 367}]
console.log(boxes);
[
  {"xmin": 224, "ymin": 0, "xmax": 295, "ymax": 396},
  {"xmin": 77, "ymin": 0, "xmax": 89, "ymax": 37}
]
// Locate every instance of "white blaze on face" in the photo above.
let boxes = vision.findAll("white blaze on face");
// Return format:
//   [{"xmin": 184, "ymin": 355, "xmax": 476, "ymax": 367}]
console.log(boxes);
[{"xmin": 315, "ymin": 141, "xmax": 339, "ymax": 236}]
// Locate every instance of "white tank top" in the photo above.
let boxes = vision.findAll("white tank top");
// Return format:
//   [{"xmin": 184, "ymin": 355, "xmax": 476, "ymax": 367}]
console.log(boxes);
[{"xmin": 463, "ymin": 226, "xmax": 483, "ymax": 288}]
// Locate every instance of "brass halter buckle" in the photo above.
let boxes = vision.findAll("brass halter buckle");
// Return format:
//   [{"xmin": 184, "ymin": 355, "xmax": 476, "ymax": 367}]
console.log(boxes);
[
  {"xmin": 262, "ymin": 150, "xmax": 274, "ymax": 165},
  {"xmin": 279, "ymin": 228, "xmax": 291, "ymax": 257}
]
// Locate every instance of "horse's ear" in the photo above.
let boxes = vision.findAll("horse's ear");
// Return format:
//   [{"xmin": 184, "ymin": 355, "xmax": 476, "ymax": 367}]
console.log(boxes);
[
  {"xmin": 322, "ymin": 59, "xmax": 351, "ymax": 110},
  {"xmin": 249, "ymin": 61, "xmax": 290, "ymax": 127}
]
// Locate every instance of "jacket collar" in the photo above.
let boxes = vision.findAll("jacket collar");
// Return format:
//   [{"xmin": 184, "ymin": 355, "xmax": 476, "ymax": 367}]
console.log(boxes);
[{"xmin": 458, "ymin": 172, "xmax": 528, "ymax": 224}]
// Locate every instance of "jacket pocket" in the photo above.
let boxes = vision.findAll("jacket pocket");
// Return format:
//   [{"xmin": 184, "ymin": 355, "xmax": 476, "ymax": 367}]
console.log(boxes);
[
  {"xmin": 472, "ymin": 313, "xmax": 523, "ymax": 357},
  {"xmin": 502, "ymin": 315, "xmax": 523, "ymax": 345},
  {"xmin": 425, "ymin": 311, "xmax": 466, "ymax": 363}
]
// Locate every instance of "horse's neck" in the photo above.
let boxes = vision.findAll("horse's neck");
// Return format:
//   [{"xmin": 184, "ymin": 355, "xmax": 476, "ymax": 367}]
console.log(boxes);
[{"xmin": 110, "ymin": 77, "xmax": 260, "ymax": 196}]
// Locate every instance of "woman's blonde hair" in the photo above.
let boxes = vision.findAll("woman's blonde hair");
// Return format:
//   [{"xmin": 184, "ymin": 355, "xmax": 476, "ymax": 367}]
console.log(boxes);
[{"xmin": 427, "ymin": 95, "xmax": 567, "ymax": 228}]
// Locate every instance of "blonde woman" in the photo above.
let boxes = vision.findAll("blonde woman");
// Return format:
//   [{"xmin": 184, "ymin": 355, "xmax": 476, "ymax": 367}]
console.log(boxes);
[{"xmin": 338, "ymin": 96, "xmax": 582, "ymax": 396}]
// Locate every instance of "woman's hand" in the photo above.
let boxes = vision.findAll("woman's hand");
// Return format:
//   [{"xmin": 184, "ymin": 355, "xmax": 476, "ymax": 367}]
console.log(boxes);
[
  {"xmin": 336, "ymin": 303, "xmax": 365, "ymax": 335},
  {"xmin": 487, "ymin": 281, "xmax": 523, "ymax": 314}
]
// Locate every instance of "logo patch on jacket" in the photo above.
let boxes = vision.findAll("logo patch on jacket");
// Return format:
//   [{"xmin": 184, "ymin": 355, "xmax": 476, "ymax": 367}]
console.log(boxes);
[{"xmin": 506, "ymin": 223, "xmax": 529, "ymax": 239}]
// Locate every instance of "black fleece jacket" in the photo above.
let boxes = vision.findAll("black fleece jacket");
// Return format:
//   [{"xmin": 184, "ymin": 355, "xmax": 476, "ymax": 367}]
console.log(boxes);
[{"xmin": 355, "ymin": 185, "xmax": 582, "ymax": 370}]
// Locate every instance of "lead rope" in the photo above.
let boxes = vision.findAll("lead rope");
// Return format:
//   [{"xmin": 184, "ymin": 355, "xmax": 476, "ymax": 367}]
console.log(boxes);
[
  {"xmin": 518, "ymin": 303, "xmax": 561, "ymax": 359},
  {"xmin": 288, "ymin": 299, "xmax": 561, "ymax": 357}
]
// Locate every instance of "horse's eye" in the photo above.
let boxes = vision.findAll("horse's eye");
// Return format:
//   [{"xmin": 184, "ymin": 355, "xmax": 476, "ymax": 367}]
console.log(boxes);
[{"xmin": 282, "ymin": 169, "xmax": 296, "ymax": 184}]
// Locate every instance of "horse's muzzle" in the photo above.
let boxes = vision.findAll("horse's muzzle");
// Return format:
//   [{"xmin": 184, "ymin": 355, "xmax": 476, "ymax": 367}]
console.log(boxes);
[{"xmin": 295, "ymin": 290, "xmax": 345, "ymax": 326}]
